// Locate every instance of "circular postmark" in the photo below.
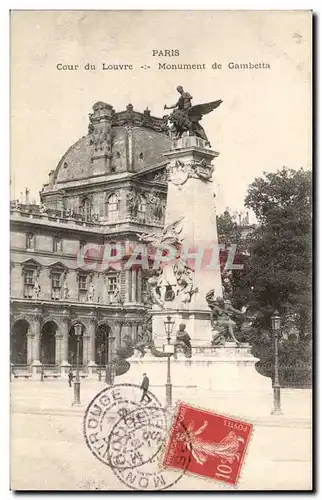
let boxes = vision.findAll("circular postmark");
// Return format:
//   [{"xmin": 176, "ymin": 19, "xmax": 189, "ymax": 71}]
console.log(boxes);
[
  {"xmin": 106, "ymin": 405, "xmax": 192, "ymax": 491},
  {"xmin": 83, "ymin": 383, "xmax": 161, "ymax": 468},
  {"xmin": 84, "ymin": 385, "xmax": 192, "ymax": 491},
  {"xmin": 106, "ymin": 405, "xmax": 167, "ymax": 471}
]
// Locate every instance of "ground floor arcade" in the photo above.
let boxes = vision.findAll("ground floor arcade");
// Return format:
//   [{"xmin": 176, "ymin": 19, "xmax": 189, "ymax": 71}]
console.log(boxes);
[{"xmin": 10, "ymin": 300, "xmax": 146, "ymax": 373}]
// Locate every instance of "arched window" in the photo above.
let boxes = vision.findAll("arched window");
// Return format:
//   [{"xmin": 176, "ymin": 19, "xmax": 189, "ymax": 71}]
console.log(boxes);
[
  {"xmin": 138, "ymin": 195, "xmax": 147, "ymax": 221},
  {"xmin": 106, "ymin": 193, "xmax": 119, "ymax": 222}
]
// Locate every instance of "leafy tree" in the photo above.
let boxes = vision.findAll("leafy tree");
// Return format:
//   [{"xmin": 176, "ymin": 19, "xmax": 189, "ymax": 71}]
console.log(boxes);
[
  {"xmin": 243, "ymin": 167, "xmax": 312, "ymax": 335},
  {"xmin": 217, "ymin": 168, "xmax": 312, "ymax": 386},
  {"xmin": 239, "ymin": 167, "xmax": 312, "ymax": 387}
]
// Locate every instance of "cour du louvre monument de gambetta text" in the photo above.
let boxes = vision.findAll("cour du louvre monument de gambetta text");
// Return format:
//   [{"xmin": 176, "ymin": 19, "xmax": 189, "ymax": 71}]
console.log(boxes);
[{"xmin": 56, "ymin": 61, "xmax": 271, "ymax": 71}]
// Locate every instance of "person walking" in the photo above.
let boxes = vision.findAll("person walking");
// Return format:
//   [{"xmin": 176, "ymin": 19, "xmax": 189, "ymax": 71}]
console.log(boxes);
[
  {"xmin": 140, "ymin": 373, "xmax": 152, "ymax": 403},
  {"xmin": 68, "ymin": 368, "xmax": 74, "ymax": 388}
]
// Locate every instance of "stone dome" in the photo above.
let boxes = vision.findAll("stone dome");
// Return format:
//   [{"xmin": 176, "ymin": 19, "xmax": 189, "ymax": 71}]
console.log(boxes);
[{"xmin": 46, "ymin": 102, "xmax": 171, "ymax": 190}]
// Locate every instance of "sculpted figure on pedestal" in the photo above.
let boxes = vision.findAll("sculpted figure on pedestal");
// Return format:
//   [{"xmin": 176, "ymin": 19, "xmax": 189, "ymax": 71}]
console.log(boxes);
[
  {"xmin": 33, "ymin": 280, "xmax": 41, "ymax": 299},
  {"xmin": 148, "ymin": 189, "xmax": 164, "ymax": 221},
  {"xmin": 164, "ymin": 86, "xmax": 223, "ymax": 146},
  {"xmin": 87, "ymin": 283, "xmax": 95, "ymax": 303},
  {"xmin": 206, "ymin": 290, "xmax": 246, "ymax": 345},
  {"xmin": 174, "ymin": 323, "xmax": 192, "ymax": 358},
  {"xmin": 147, "ymin": 271, "xmax": 175, "ymax": 308},
  {"xmin": 174, "ymin": 264, "xmax": 199, "ymax": 304},
  {"xmin": 62, "ymin": 277, "xmax": 69, "ymax": 299},
  {"xmin": 126, "ymin": 187, "xmax": 139, "ymax": 218},
  {"xmin": 111, "ymin": 274, "xmax": 122, "ymax": 304}
]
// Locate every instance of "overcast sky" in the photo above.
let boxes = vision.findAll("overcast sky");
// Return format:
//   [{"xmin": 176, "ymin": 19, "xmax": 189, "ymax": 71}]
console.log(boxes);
[{"xmin": 11, "ymin": 10, "xmax": 311, "ymax": 220}]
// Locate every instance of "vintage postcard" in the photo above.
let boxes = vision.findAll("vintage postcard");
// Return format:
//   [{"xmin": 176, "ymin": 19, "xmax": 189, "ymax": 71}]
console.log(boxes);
[{"xmin": 10, "ymin": 10, "xmax": 312, "ymax": 491}]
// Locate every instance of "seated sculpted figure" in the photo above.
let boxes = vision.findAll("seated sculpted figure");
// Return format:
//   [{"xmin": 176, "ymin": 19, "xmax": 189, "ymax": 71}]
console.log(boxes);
[
  {"xmin": 206, "ymin": 290, "xmax": 245, "ymax": 345},
  {"xmin": 174, "ymin": 323, "xmax": 192, "ymax": 358}
]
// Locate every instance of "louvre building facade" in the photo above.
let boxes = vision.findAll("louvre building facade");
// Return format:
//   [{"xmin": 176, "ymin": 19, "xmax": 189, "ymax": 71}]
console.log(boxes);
[{"xmin": 10, "ymin": 102, "xmax": 170, "ymax": 375}]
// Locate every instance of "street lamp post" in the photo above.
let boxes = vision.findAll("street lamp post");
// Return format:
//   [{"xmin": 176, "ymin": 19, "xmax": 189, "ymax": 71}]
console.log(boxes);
[
  {"xmin": 271, "ymin": 311, "xmax": 283, "ymax": 415},
  {"xmin": 73, "ymin": 323, "xmax": 83, "ymax": 405},
  {"xmin": 164, "ymin": 315, "xmax": 175, "ymax": 408},
  {"xmin": 104, "ymin": 332, "xmax": 108, "ymax": 384}
]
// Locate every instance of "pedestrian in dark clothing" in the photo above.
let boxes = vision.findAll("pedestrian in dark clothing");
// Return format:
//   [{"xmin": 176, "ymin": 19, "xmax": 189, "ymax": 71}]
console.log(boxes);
[
  {"xmin": 68, "ymin": 369, "xmax": 74, "ymax": 388},
  {"xmin": 140, "ymin": 373, "xmax": 152, "ymax": 403}
]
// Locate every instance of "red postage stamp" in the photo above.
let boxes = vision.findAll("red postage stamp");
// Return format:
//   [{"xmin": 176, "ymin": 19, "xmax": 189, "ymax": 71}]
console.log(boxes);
[{"xmin": 162, "ymin": 402, "xmax": 253, "ymax": 486}]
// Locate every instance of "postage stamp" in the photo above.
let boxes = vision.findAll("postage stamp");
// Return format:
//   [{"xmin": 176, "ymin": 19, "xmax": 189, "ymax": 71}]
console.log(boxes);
[
  {"xmin": 162, "ymin": 402, "xmax": 253, "ymax": 487},
  {"xmin": 83, "ymin": 384, "xmax": 191, "ymax": 491}
]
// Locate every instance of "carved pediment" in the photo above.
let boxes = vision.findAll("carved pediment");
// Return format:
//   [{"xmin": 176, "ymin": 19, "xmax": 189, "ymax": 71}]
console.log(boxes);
[
  {"xmin": 49, "ymin": 261, "xmax": 68, "ymax": 269},
  {"xmin": 21, "ymin": 258, "xmax": 40, "ymax": 268},
  {"xmin": 48, "ymin": 261, "xmax": 68, "ymax": 277},
  {"xmin": 21, "ymin": 258, "xmax": 41, "ymax": 277}
]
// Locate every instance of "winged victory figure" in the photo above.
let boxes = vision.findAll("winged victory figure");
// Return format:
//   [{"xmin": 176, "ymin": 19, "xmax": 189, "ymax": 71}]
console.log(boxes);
[{"xmin": 164, "ymin": 86, "xmax": 223, "ymax": 147}]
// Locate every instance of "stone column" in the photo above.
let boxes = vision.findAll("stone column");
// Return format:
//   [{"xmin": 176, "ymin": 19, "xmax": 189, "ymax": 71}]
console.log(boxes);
[
  {"xmin": 60, "ymin": 312, "xmax": 70, "ymax": 378},
  {"xmin": 125, "ymin": 269, "xmax": 131, "ymax": 302},
  {"xmin": 115, "ymin": 321, "xmax": 123, "ymax": 348},
  {"xmin": 131, "ymin": 322, "xmax": 138, "ymax": 343},
  {"xmin": 55, "ymin": 335, "xmax": 63, "ymax": 365},
  {"xmin": 61, "ymin": 317, "xmax": 69, "ymax": 364},
  {"xmin": 102, "ymin": 275, "xmax": 109, "ymax": 304},
  {"xmin": 108, "ymin": 334, "xmax": 116, "ymax": 363},
  {"xmin": 31, "ymin": 309, "xmax": 42, "ymax": 378},
  {"xmin": 131, "ymin": 268, "xmax": 137, "ymax": 302},
  {"xmin": 88, "ymin": 319, "xmax": 96, "ymax": 364},
  {"xmin": 87, "ymin": 315, "xmax": 97, "ymax": 377},
  {"xmin": 83, "ymin": 335, "xmax": 90, "ymax": 366},
  {"xmin": 137, "ymin": 268, "xmax": 142, "ymax": 303},
  {"xmin": 27, "ymin": 332, "xmax": 34, "ymax": 365},
  {"xmin": 123, "ymin": 321, "xmax": 132, "ymax": 340},
  {"xmin": 137, "ymin": 323, "xmax": 143, "ymax": 342},
  {"xmin": 32, "ymin": 313, "xmax": 41, "ymax": 363}
]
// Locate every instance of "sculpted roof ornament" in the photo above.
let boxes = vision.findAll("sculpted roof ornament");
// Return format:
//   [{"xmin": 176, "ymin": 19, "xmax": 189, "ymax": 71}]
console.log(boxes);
[{"xmin": 87, "ymin": 101, "xmax": 169, "ymax": 136}]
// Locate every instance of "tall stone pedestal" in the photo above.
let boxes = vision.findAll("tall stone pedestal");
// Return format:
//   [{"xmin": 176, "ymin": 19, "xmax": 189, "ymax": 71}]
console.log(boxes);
[
  {"xmin": 122, "ymin": 344, "xmax": 273, "ymax": 419},
  {"xmin": 152, "ymin": 134, "xmax": 222, "ymax": 346},
  {"xmin": 152, "ymin": 308, "xmax": 211, "ymax": 347}
]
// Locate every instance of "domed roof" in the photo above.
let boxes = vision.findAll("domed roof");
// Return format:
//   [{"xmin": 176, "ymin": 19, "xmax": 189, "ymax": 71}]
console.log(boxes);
[{"xmin": 48, "ymin": 103, "xmax": 171, "ymax": 188}]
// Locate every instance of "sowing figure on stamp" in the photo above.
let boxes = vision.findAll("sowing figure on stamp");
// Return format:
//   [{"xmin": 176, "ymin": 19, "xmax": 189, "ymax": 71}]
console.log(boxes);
[
  {"xmin": 176, "ymin": 420, "xmax": 244, "ymax": 465},
  {"xmin": 206, "ymin": 290, "xmax": 246, "ymax": 345},
  {"xmin": 164, "ymin": 86, "xmax": 223, "ymax": 147}
]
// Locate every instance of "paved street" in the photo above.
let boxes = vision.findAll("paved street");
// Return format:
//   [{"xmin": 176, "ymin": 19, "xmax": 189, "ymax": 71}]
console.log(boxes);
[{"xmin": 10, "ymin": 380, "xmax": 312, "ymax": 491}]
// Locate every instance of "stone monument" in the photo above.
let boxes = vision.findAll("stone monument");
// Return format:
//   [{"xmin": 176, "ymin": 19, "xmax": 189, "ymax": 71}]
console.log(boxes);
[
  {"xmin": 151, "ymin": 87, "xmax": 224, "ymax": 346},
  {"xmin": 122, "ymin": 88, "xmax": 273, "ymax": 417}
]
